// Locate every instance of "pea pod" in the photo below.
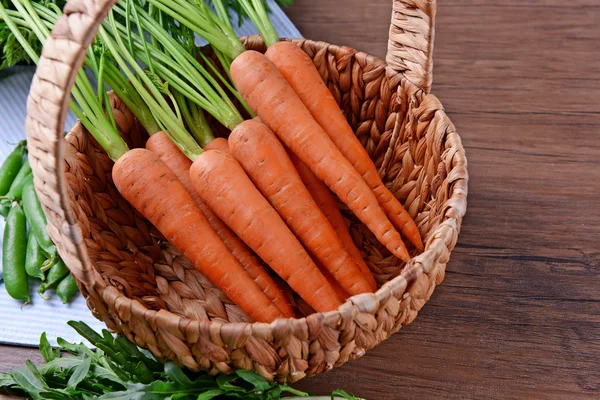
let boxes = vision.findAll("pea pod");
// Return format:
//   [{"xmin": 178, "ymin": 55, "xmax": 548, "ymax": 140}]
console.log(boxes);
[
  {"xmin": 0, "ymin": 141, "xmax": 26, "ymax": 196},
  {"xmin": 24, "ymin": 233, "xmax": 45, "ymax": 281},
  {"xmin": 2, "ymin": 204, "xmax": 30, "ymax": 302},
  {"xmin": 5, "ymin": 159, "xmax": 32, "ymax": 200},
  {"xmin": 0, "ymin": 202, "xmax": 9, "ymax": 217},
  {"xmin": 56, "ymin": 273, "xmax": 79, "ymax": 304},
  {"xmin": 38, "ymin": 258, "xmax": 69, "ymax": 295},
  {"xmin": 22, "ymin": 178, "xmax": 55, "ymax": 257}
]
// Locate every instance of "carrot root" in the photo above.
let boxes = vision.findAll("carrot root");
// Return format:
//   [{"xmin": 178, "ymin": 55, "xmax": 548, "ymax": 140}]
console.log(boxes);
[
  {"xmin": 203, "ymin": 137, "xmax": 229, "ymax": 153},
  {"xmin": 146, "ymin": 132, "xmax": 294, "ymax": 318},
  {"xmin": 228, "ymin": 119, "xmax": 372, "ymax": 296},
  {"xmin": 112, "ymin": 148, "xmax": 284, "ymax": 323},
  {"xmin": 265, "ymin": 41, "xmax": 424, "ymax": 252},
  {"xmin": 289, "ymin": 152, "xmax": 378, "ymax": 291},
  {"xmin": 231, "ymin": 51, "xmax": 410, "ymax": 262},
  {"xmin": 190, "ymin": 149, "xmax": 342, "ymax": 313}
]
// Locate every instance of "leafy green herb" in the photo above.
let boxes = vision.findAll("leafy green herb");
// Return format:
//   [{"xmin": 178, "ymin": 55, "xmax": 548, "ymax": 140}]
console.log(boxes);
[{"xmin": 0, "ymin": 321, "xmax": 362, "ymax": 399}]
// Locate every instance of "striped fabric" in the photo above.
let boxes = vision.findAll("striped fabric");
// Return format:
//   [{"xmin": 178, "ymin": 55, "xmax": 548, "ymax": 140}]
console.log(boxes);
[{"xmin": 0, "ymin": 1, "xmax": 301, "ymax": 347}]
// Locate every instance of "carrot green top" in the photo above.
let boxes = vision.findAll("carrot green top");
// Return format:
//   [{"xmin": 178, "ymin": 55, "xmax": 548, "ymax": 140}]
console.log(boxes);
[
  {"xmin": 237, "ymin": 0, "xmax": 280, "ymax": 47},
  {"xmin": 0, "ymin": 0, "xmax": 131, "ymax": 161},
  {"xmin": 99, "ymin": 0, "xmax": 259, "ymax": 153},
  {"xmin": 145, "ymin": 0, "xmax": 246, "ymax": 62}
]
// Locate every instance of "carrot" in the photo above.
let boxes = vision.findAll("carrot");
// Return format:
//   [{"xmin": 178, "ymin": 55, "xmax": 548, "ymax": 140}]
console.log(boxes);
[
  {"xmin": 228, "ymin": 119, "xmax": 373, "ymax": 296},
  {"xmin": 204, "ymin": 137, "xmax": 229, "ymax": 152},
  {"xmin": 146, "ymin": 132, "xmax": 294, "ymax": 317},
  {"xmin": 141, "ymin": 0, "xmax": 416, "ymax": 258},
  {"xmin": 113, "ymin": 148, "xmax": 285, "ymax": 322},
  {"xmin": 266, "ymin": 42, "xmax": 423, "ymax": 251},
  {"xmin": 289, "ymin": 152, "xmax": 378, "ymax": 291},
  {"xmin": 200, "ymin": 128, "xmax": 357, "ymax": 299},
  {"xmin": 190, "ymin": 149, "xmax": 342, "ymax": 313},
  {"xmin": 99, "ymin": 6, "xmax": 299, "ymax": 320},
  {"xmin": 200, "ymin": 133, "xmax": 351, "ymax": 301},
  {"xmin": 317, "ymin": 261, "xmax": 350, "ymax": 303},
  {"xmin": 230, "ymin": 51, "xmax": 411, "ymax": 262}
]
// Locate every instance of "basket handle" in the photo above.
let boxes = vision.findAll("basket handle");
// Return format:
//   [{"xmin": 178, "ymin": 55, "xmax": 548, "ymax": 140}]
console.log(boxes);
[
  {"xmin": 25, "ymin": 0, "xmax": 119, "ymax": 288},
  {"xmin": 386, "ymin": 0, "xmax": 436, "ymax": 93}
]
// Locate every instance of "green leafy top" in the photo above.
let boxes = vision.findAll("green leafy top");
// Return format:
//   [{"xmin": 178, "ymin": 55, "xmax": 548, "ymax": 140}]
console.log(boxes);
[
  {"xmin": 0, "ymin": 321, "xmax": 363, "ymax": 400},
  {"xmin": 0, "ymin": 0, "xmax": 130, "ymax": 160},
  {"xmin": 0, "ymin": 0, "xmax": 292, "ymax": 70}
]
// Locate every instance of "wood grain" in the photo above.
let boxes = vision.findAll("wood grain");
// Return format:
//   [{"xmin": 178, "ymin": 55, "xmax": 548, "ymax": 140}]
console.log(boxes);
[{"xmin": 2, "ymin": 0, "xmax": 600, "ymax": 399}]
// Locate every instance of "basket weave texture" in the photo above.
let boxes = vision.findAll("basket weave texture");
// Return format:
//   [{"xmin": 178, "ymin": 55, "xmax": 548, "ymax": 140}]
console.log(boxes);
[{"xmin": 24, "ymin": 0, "xmax": 467, "ymax": 382}]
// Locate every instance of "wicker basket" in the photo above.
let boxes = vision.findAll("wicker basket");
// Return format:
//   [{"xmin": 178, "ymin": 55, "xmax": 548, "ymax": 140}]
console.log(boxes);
[{"xmin": 24, "ymin": 0, "xmax": 467, "ymax": 382}]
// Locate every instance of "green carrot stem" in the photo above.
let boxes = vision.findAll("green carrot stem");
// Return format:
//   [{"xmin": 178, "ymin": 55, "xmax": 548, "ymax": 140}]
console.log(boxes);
[
  {"xmin": 174, "ymin": 91, "xmax": 215, "ymax": 147},
  {"xmin": 3, "ymin": 0, "xmax": 128, "ymax": 160},
  {"xmin": 145, "ymin": 0, "xmax": 245, "ymax": 59},
  {"xmin": 239, "ymin": 0, "xmax": 280, "ymax": 47},
  {"xmin": 197, "ymin": 51, "xmax": 255, "ymax": 118},
  {"xmin": 211, "ymin": 0, "xmax": 234, "ymax": 33},
  {"xmin": 27, "ymin": 2, "xmax": 161, "ymax": 135},
  {"xmin": 0, "ymin": 5, "xmax": 38, "ymax": 63},
  {"xmin": 213, "ymin": 49, "xmax": 233, "ymax": 79},
  {"xmin": 110, "ymin": 2, "xmax": 244, "ymax": 129},
  {"xmin": 99, "ymin": 13, "xmax": 202, "ymax": 160}
]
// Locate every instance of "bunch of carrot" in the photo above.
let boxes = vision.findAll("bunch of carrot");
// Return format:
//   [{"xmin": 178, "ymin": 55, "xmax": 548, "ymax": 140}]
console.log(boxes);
[{"xmin": 0, "ymin": 0, "xmax": 423, "ymax": 323}]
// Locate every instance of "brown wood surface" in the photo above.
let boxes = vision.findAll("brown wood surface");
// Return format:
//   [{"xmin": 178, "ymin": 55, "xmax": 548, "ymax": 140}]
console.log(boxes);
[{"xmin": 2, "ymin": 0, "xmax": 600, "ymax": 399}]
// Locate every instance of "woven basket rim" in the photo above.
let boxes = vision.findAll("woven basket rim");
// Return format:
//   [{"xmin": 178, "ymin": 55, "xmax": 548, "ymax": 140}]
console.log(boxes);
[{"xmin": 68, "ymin": 36, "xmax": 468, "ymax": 335}]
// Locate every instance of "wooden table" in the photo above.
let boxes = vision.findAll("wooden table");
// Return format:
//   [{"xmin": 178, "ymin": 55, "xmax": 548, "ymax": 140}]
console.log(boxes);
[{"xmin": 2, "ymin": 0, "xmax": 599, "ymax": 398}]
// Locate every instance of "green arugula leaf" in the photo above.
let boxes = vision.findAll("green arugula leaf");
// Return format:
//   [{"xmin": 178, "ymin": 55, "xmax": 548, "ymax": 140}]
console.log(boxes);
[
  {"xmin": 4, "ymin": 320, "xmax": 354, "ymax": 399},
  {"xmin": 167, "ymin": 394, "xmax": 194, "ymax": 400},
  {"xmin": 95, "ymin": 380, "xmax": 200, "ymax": 400},
  {"xmin": 0, "ymin": 371, "xmax": 17, "ymax": 388},
  {"xmin": 38, "ymin": 390, "xmax": 77, "ymax": 399},
  {"xmin": 133, "ymin": 360, "xmax": 156, "ymax": 384},
  {"xmin": 40, "ymin": 332, "xmax": 61, "ymax": 362},
  {"xmin": 38, "ymin": 357, "xmax": 83, "ymax": 377},
  {"xmin": 216, "ymin": 373, "xmax": 245, "ymax": 392},
  {"xmin": 56, "ymin": 337, "xmax": 89, "ymax": 356},
  {"xmin": 164, "ymin": 362, "xmax": 192, "ymax": 385},
  {"xmin": 265, "ymin": 385, "xmax": 281, "ymax": 400},
  {"xmin": 25, "ymin": 360, "xmax": 48, "ymax": 386},
  {"xmin": 279, "ymin": 384, "xmax": 312, "ymax": 398},
  {"xmin": 330, "ymin": 389, "xmax": 360, "ymax": 399},
  {"xmin": 236, "ymin": 369, "xmax": 271, "ymax": 392},
  {"xmin": 68, "ymin": 321, "xmax": 104, "ymax": 347},
  {"xmin": 10, "ymin": 366, "xmax": 47, "ymax": 400},
  {"xmin": 66, "ymin": 355, "xmax": 92, "ymax": 392},
  {"xmin": 195, "ymin": 389, "xmax": 225, "ymax": 400}
]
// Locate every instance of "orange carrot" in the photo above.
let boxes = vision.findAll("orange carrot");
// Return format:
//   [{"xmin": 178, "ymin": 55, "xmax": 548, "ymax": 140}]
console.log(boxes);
[
  {"xmin": 228, "ymin": 119, "xmax": 372, "ymax": 296},
  {"xmin": 231, "ymin": 51, "xmax": 411, "ymax": 262},
  {"xmin": 190, "ymin": 149, "xmax": 342, "ymax": 313},
  {"xmin": 289, "ymin": 152, "xmax": 378, "ymax": 291},
  {"xmin": 317, "ymin": 261, "xmax": 350, "ymax": 303},
  {"xmin": 112, "ymin": 148, "xmax": 284, "ymax": 322},
  {"xmin": 266, "ymin": 42, "xmax": 423, "ymax": 251},
  {"xmin": 203, "ymin": 137, "xmax": 229, "ymax": 152},
  {"xmin": 146, "ymin": 132, "xmax": 294, "ymax": 318}
]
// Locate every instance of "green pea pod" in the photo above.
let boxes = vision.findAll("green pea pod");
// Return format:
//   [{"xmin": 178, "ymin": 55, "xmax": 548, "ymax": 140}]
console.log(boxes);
[
  {"xmin": 5, "ymin": 159, "xmax": 32, "ymax": 200},
  {"xmin": 22, "ymin": 178, "xmax": 55, "ymax": 257},
  {"xmin": 38, "ymin": 258, "xmax": 69, "ymax": 296},
  {"xmin": 2, "ymin": 204, "xmax": 30, "ymax": 302},
  {"xmin": 0, "ymin": 202, "xmax": 9, "ymax": 217},
  {"xmin": 25, "ymin": 233, "xmax": 45, "ymax": 281},
  {"xmin": 0, "ymin": 141, "xmax": 26, "ymax": 196},
  {"xmin": 56, "ymin": 273, "xmax": 79, "ymax": 304}
]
